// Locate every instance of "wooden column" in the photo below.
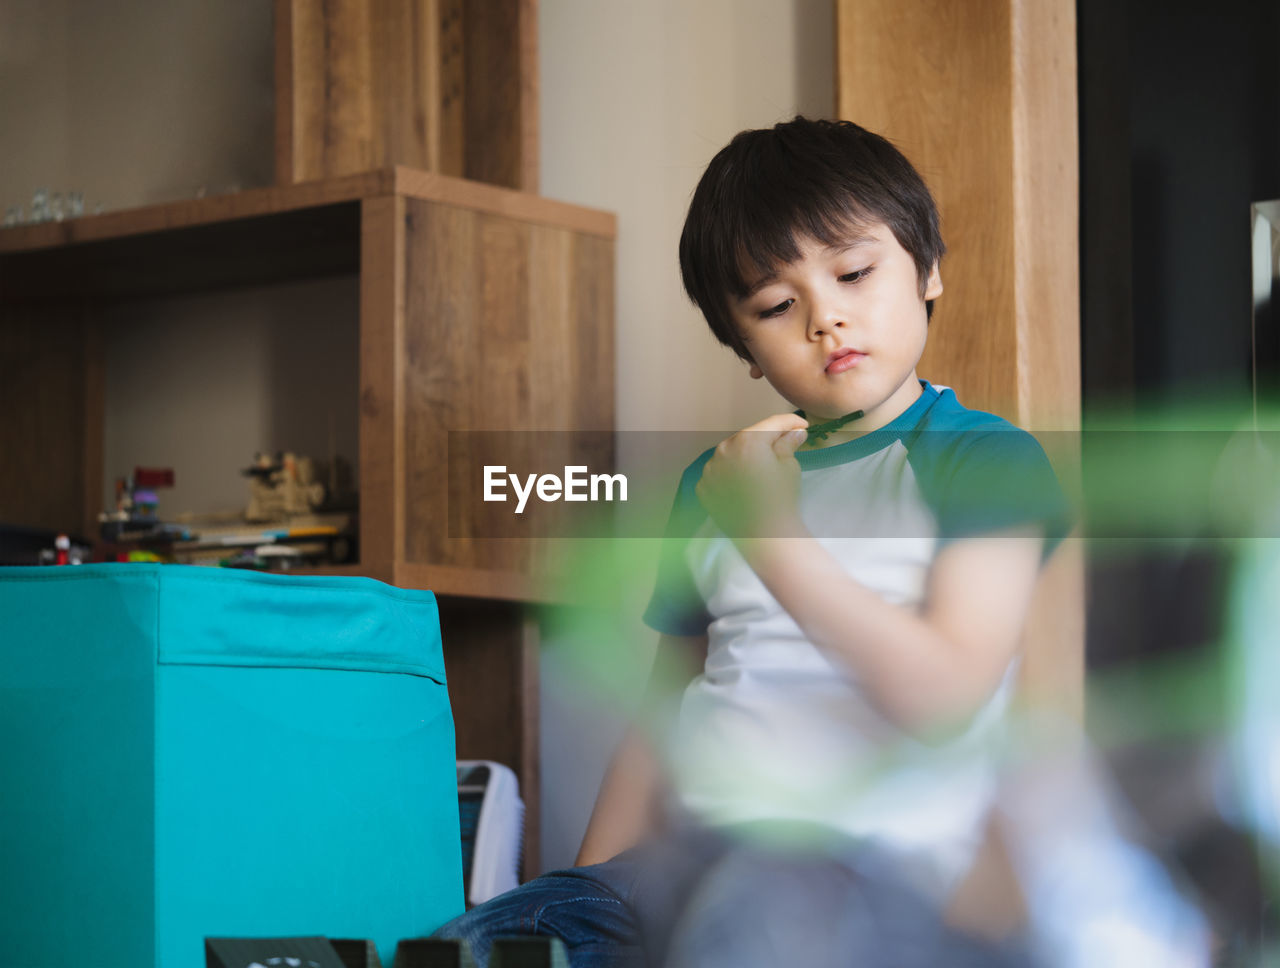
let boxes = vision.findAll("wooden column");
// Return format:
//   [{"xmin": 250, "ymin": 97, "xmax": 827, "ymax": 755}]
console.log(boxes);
[
  {"xmin": 0, "ymin": 302, "xmax": 99, "ymax": 538},
  {"xmin": 836, "ymin": 0, "xmax": 1083, "ymax": 717},
  {"xmin": 358, "ymin": 194, "xmax": 407, "ymax": 585},
  {"xmin": 276, "ymin": 0, "xmax": 539, "ymax": 192}
]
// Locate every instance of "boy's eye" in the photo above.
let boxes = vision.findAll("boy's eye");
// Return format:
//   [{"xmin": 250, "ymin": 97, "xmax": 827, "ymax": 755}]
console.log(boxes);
[
  {"xmin": 758, "ymin": 299, "xmax": 793, "ymax": 319},
  {"xmin": 840, "ymin": 266, "xmax": 873, "ymax": 283}
]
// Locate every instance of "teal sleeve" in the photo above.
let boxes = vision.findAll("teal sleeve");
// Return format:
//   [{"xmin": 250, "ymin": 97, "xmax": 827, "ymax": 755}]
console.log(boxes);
[
  {"xmin": 932, "ymin": 429, "xmax": 1072, "ymax": 558},
  {"xmin": 641, "ymin": 453, "xmax": 713, "ymax": 636}
]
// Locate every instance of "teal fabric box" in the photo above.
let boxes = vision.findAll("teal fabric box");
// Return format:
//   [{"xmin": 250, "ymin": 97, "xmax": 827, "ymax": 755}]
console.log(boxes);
[{"xmin": 0, "ymin": 564, "xmax": 463, "ymax": 968}]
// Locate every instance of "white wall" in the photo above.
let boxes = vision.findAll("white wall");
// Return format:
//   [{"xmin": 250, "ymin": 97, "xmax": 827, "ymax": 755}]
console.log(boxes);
[
  {"xmin": 0, "ymin": 0, "xmax": 273, "ymax": 215},
  {"xmin": 536, "ymin": 0, "xmax": 834, "ymax": 871}
]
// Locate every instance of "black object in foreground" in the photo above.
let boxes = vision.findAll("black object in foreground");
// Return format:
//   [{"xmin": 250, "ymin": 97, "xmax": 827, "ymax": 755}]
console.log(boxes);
[
  {"xmin": 391, "ymin": 936, "xmax": 568, "ymax": 968},
  {"xmin": 205, "ymin": 936, "xmax": 348, "ymax": 968}
]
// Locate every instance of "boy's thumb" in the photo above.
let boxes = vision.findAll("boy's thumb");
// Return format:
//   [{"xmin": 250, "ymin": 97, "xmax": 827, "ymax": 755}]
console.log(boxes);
[{"xmin": 774, "ymin": 427, "xmax": 808, "ymax": 457}]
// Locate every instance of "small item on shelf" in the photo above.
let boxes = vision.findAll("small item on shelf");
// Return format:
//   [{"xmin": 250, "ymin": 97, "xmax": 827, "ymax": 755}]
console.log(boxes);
[
  {"xmin": 242, "ymin": 451, "xmax": 355, "ymax": 522},
  {"xmin": 36, "ymin": 533, "xmax": 90, "ymax": 566},
  {"xmin": 99, "ymin": 466, "xmax": 184, "ymax": 542},
  {"xmin": 2, "ymin": 189, "xmax": 90, "ymax": 226}
]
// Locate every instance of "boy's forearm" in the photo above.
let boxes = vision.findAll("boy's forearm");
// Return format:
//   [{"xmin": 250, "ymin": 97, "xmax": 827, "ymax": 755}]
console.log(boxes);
[
  {"xmin": 737, "ymin": 531, "xmax": 1036, "ymax": 736},
  {"xmin": 574, "ymin": 633, "xmax": 706, "ymax": 867},
  {"xmin": 574, "ymin": 724, "xmax": 664, "ymax": 866}
]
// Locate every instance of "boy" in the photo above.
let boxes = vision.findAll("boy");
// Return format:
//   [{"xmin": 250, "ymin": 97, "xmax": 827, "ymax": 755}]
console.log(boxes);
[{"xmin": 435, "ymin": 117, "xmax": 1067, "ymax": 967}]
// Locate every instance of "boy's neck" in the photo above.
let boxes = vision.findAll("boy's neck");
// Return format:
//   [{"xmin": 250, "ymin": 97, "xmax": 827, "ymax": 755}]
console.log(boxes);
[
  {"xmin": 802, "ymin": 409, "xmax": 865, "ymax": 446},
  {"xmin": 798, "ymin": 378, "xmax": 926, "ymax": 450}
]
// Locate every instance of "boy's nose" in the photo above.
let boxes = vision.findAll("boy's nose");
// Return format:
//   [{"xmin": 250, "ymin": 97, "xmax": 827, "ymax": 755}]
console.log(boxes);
[{"xmin": 806, "ymin": 310, "xmax": 847, "ymax": 341}]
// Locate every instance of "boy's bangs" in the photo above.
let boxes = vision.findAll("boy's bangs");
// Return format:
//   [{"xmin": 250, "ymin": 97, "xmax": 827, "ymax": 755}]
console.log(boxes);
[{"xmin": 728, "ymin": 198, "xmax": 874, "ymax": 299}]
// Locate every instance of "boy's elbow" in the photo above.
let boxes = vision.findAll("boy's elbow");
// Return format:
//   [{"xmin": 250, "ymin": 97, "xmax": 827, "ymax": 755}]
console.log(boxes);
[{"xmin": 883, "ymin": 670, "xmax": 1011, "ymax": 746}]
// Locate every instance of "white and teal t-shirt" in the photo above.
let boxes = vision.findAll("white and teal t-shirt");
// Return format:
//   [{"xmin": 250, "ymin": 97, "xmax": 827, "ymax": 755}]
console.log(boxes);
[{"xmin": 642, "ymin": 380, "xmax": 1070, "ymax": 895}]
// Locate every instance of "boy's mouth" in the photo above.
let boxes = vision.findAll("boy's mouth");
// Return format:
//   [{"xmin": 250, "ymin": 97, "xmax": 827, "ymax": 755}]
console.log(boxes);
[{"xmin": 825, "ymin": 348, "xmax": 866, "ymax": 374}]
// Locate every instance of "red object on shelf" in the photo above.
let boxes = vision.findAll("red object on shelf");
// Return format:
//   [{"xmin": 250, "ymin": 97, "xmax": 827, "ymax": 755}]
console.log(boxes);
[{"xmin": 134, "ymin": 467, "xmax": 175, "ymax": 488}]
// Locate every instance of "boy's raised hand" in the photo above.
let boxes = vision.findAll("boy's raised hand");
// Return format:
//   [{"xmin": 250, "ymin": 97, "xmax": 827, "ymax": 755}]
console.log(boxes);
[{"xmin": 695, "ymin": 413, "xmax": 810, "ymax": 540}]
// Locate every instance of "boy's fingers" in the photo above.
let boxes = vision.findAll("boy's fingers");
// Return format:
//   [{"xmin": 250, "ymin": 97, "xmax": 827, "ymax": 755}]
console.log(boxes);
[
  {"xmin": 744, "ymin": 413, "xmax": 810, "ymax": 435},
  {"xmin": 743, "ymin": 413, "xmax": 808, "ymax": 459},
  {"xmin": 772, "ymin": 428, "xmax": 808, "ymax": 458},
  {"xmin": 723, "ymin": 413, "xmax": 808, "ymax": 455}
]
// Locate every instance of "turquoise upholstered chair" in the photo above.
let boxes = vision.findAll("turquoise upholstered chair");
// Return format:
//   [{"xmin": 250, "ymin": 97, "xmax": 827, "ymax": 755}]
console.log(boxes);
[{"xmin": 0, "ymin": 564, "xmax": 463, "ymax": 968}]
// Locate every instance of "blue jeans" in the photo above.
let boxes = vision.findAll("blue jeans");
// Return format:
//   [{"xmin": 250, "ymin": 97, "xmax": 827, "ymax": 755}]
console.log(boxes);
[{"xmin": 432, "ymin": 823, "xmax": 1036, "ymax": 968}]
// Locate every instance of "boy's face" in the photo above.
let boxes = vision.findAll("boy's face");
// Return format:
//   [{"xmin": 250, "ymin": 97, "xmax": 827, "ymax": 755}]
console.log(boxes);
[{"xmin": 729, "ymin": 223, "xmax": 942, "ymax": 432}]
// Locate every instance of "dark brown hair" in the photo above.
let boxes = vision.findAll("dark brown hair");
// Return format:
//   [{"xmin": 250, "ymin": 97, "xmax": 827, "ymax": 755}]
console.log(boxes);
[{"xmin": 678, "ymin": 117, "xmax": 946, "ymax": 361}]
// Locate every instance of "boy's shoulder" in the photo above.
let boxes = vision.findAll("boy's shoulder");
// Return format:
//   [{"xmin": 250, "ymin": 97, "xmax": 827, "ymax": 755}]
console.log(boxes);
[
  {"xmin": 904, "ymin": 384, "xmax": 1070, "ymax": 552},
  {"xmin": 904, "ymin": 383, "xmax": 1049, "ymax": 468}
]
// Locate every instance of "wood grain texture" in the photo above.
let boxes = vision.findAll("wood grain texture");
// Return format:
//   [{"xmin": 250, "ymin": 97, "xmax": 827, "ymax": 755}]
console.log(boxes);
[
  {"xmin": 437, "ymin": 596, "xmax": 542, "ymax": 875},
  {"xmin": 274, "ymin": 0, "xmax": 296, "ymax": 186},
  {"xmin": 276, "ymin": 0, "xmax": 537, "ymax": 190},
  {"xmin": 393, "ymin": 167, "xmax": 615, "ymax": 239},
  {"xmin": 359, "ymin": 195, "xmax": 407, "ymax": 576},
  {"xmin": 394, "ymin": 561, "xmax": 533, "ymax": 601},
  {"xmin": 437, "ymin": 0, "xmax": 466, "ymax": 177},
  {"xmin": 0, "ymin": 305, "xmax": 91, "ymax": 534},
  {"xmin": 0, "ymin": 168, "xmax": 612, "ymax": 260},
  {"xmin": 1011, "ymin": 0, "xmax": 1081, "ymax": 430},
  {"xmin": 837, "ymin": 0, "xmax": 1083, "ymax": 716},
  {"xmin": 837, "ymin": 0, "xmax": 1018, "ymax": 417},
  {"xmin": 463, "ymin": 0, "xmax": 539, "ymax": 191},
  {"xmin": 401, "ymin": 199, "xmax": 615, "ymax": 579},
  {"xmin": 81, "ymin": 317, "xmax": 104, "ymax": 539},
  {"xmin": 0, "ymin": 172, "xmax": 389, "ymax": 254}
]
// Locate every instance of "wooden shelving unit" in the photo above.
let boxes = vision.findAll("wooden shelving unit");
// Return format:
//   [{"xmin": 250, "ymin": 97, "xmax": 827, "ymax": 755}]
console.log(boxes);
[{"xmin": 0, "ymin": 166, "xmax": 616, "ymax": 874}]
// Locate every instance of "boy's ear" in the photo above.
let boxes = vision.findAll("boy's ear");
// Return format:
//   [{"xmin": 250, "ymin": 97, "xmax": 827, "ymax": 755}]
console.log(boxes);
[
  {"xmin": 924, "ymin": 261, "xmax": 943, "ymax": 300},
  {"xmin": 748, "ymin": 362, "xmax": 764, "ymax": 379}
]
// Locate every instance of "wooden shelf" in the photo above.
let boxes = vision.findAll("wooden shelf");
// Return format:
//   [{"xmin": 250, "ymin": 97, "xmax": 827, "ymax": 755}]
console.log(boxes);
[
  {"xmin": 0, "ymin": 168, "xmax": 613, "ymax": 303},
  {"xmin": 0, "ymin": 169, "xmax": 612, "ymax": 254},
  {"xmin": 1, "ymin": 168, "xmax": 615, "ymax": 874}
]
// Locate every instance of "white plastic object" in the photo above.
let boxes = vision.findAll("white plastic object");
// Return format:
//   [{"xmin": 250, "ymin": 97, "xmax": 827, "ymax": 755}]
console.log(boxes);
[{"xmin": 456, "ymin": 759, "xmax": 525, "ymax": 906}]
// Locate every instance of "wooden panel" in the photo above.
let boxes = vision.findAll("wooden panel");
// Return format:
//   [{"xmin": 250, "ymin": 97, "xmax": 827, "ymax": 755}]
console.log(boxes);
[
  {"xmin": 401, "ymin": 201, "xmax": 615, "ymax": 579},
  {"xmin": 394, "ymin": 561, "xmax": 533, "ymax": 602},
  {"xmin": 394, "ymin": 167, "xmax": 615, "ymax": 238},
  {"xmin": 276, "ymin": 0, "xmax": 537, "ymax": 190},
  {"xmin": 1011, "ymin": 0, "xmax": 1081, "ymax": 430},
  {"xmin": 0, "ymin": 169, "xmax": 611, "ymax": 258},
  {"xmin": 372, "ymin": 0, "xmax": 445, "ymax": 176},
  {"xmin": 463, "ymin": 0, "xmax": 539, "ymax": 191},
  {"xmin": 274, "ymin": 0, "xmax": 297, "ymax": 187},
  {"xmin": 438, "ymin": 596, "xmax": 541, "ymax": 875},
  {"xmin": 359, "ymin": 196, "xmax": 407, "ymax": 574},
  {"xmin": 81, "ymin": 317, "xmax": 104, "ymax": 539},
  {"xmin": 0, "ymin": 205, "xmax": 361, "ymax": 304},
  {"xmin": 0, "ymin": 305, "xmax": 92, "ymax": 534},
  {"xmin": 836, "ymin": 0, "xmax": 1080, "ymax": 426},
  {"xmin": 403, "ymin": 199, "xmax": 478, "ymax": 567},
  {"xmin": 568, "ymin": 236, "xmax": 615, "ymax": 429},
  {"xmin": 837, "ymin": 0, "xmax": 1083, "ymax": 716},
  {"xmin": 438, "ymin": 0, "xmax": 467, "ymax": 176},
  {"xmin": 0, "ymin": 172, "xmax": 387, "ymax": 255},
  {"xmin": 837, "ymin": 0, "xmax": 1017, "ymax": 416},
  {"xmin": 279, "ymin": 0, "xmax": 377, "ymax": 182}
]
